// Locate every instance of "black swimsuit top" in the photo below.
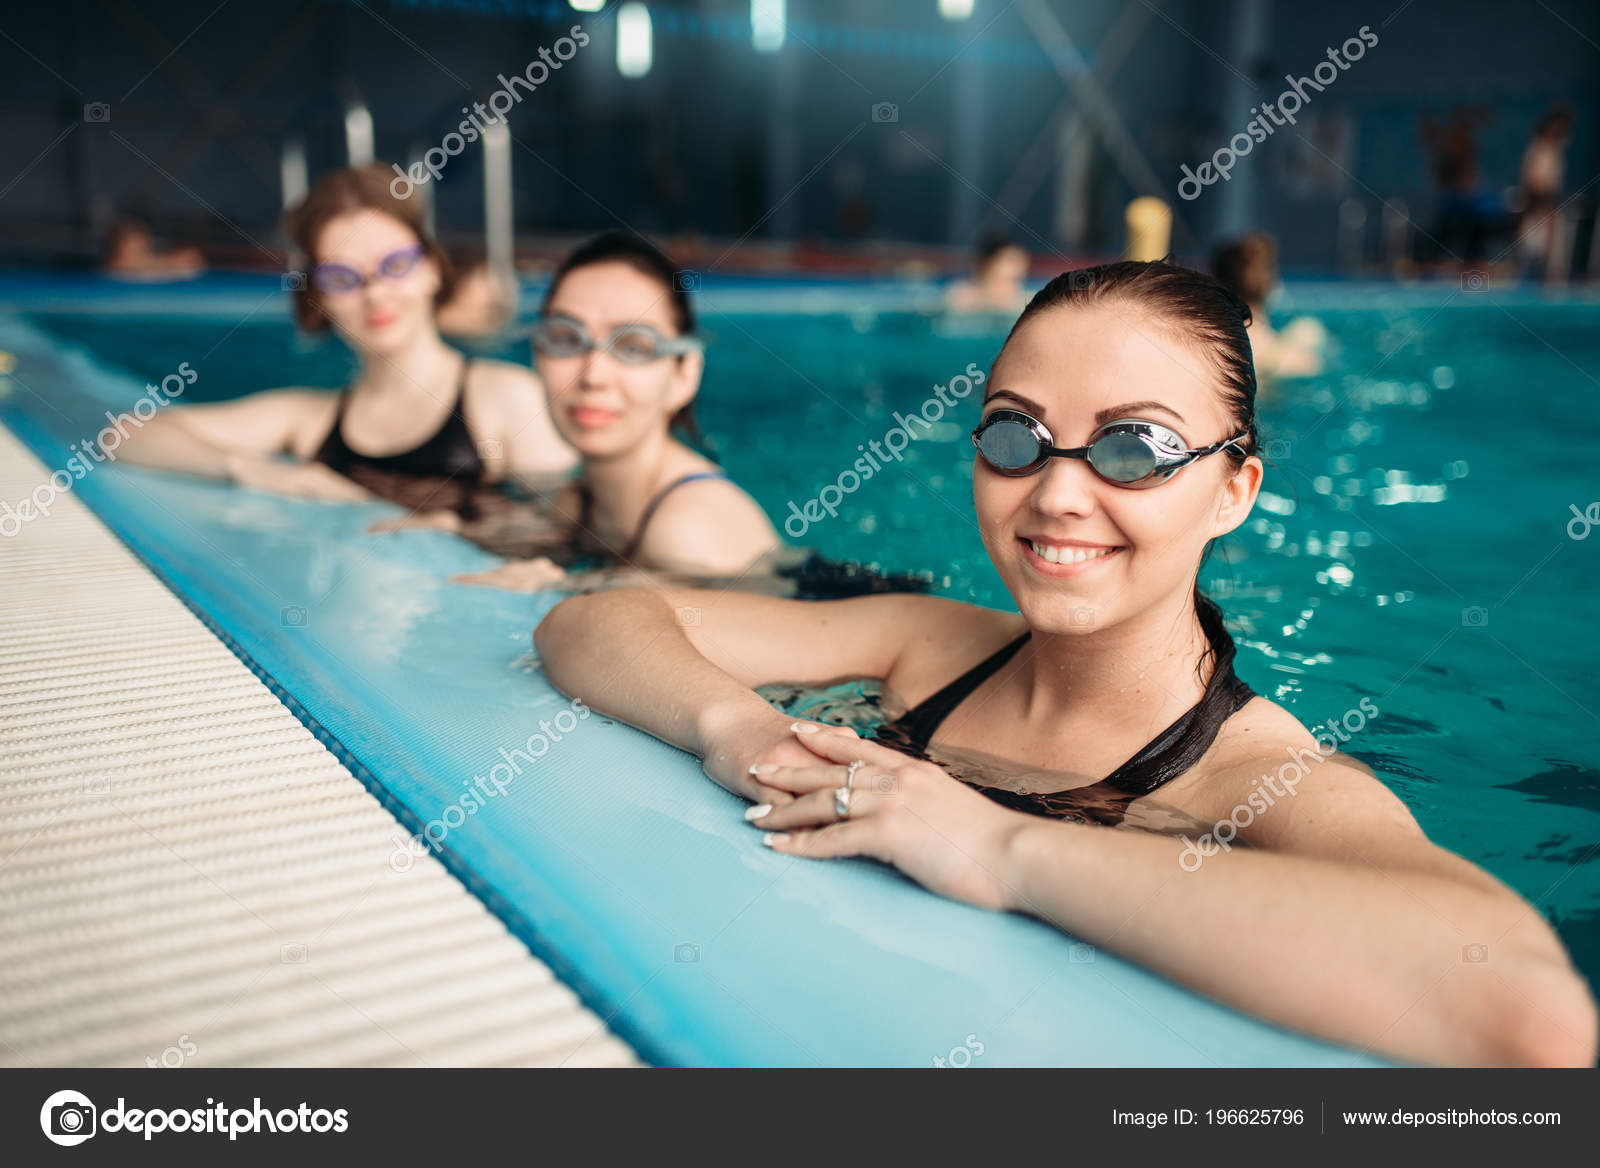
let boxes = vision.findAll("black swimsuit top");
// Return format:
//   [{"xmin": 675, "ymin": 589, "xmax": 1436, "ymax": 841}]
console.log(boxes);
[
  {"xmin": 873, "ymin": 605, "xmax": 1256, "ymax": 826},
  {"xmin": 314, "ymin": 357, "xmax": 486, "ymax": 512}
]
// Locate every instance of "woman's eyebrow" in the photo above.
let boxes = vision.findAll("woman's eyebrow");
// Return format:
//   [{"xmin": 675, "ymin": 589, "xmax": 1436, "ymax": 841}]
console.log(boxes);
[
  {"xmin": 982, "ymin": 391, "xmax": 1187, "ymax": 427},
  {"xmin": 1095, "ymin": 400, "xmax": 1187, "ymax": 425},
  {"xmin": 983, "ymin": 388, "xmax": 1046, "ymax": 413}
]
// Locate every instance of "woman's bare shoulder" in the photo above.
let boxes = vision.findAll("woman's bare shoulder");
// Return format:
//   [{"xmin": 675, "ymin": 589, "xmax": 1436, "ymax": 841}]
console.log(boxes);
[
  {"xmin": 883, "ymin": 599, "xmax": 1029, "ymax": 709},
  {"xmin": 459, "ymin": 358, "xmax": 544, "ymax": 417},
  {"xmin": 1167, "ymin": 693, "xmax": 1420, "ymax": 842}
]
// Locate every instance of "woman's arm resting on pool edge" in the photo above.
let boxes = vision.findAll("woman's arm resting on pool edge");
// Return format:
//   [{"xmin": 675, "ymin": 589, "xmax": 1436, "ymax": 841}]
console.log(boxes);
[
  {"xmin": 763, "ymin": 729, "xmax": 1599, "ymax": 1068},
  {"xmin": 533, "ymin": 586, "xmax": 973, "ymax": 803},
  {"xmin": 116, "ymin": 390, "xmax": 327, "ymax": 478},
  {"xmin": 116, "ymin": 391, "xmax": 373, "ymax": 500}
]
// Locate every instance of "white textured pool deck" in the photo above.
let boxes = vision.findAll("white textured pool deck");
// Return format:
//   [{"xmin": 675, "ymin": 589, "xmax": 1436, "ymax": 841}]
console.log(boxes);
[{"xmin": 0, "ymin": 424, "xmax": 638, "ymax": 1068}]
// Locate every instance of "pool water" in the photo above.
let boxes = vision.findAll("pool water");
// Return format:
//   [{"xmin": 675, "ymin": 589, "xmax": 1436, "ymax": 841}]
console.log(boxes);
[{"xmin": 16, "ymin": 292, "xmax": 1600, "ymax": 1004}]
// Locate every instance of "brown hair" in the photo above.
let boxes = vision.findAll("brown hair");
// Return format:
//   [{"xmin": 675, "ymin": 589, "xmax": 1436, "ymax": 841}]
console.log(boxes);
[
  {"xmin": 1209, "ymin": 233, "xmax": 1278, "ymax": 308},
  {"xmin": 281, "ymin": 165, "xmax": 456, "ymax": 333}
]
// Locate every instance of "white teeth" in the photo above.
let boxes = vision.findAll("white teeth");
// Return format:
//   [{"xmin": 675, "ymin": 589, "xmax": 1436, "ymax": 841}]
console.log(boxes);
[{"xmin": 1028, "ymin": 541, "xmax": 1117, "ymax": 565}]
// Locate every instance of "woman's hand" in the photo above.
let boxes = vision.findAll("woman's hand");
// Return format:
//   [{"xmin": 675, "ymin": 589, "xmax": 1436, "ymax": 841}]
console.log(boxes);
[
  {"xmin": 693, "ymin": 708, "xmax": 848, "ymax": 809},
  {"xmin": 368, "ymin": 508, "xmax": 463, "ymax": 535},
  {"xmin": 452, "ymin": 556, "xmax": 569, "ymax": 592},
  {"xmin": 744, "ymin": 724, "xmax": 1027, "ymax": 913},
  {"xmin": 226, "ymin": 455, "xmax": 372, "ymax": 502}
]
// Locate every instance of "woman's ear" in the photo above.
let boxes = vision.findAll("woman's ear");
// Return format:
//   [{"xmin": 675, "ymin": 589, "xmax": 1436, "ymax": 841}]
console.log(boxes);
[
  {"xmin": 666, "ymin": 347, "xmax": 704, "ymax": 413},
  {"xmin": 420, "ymin": 255, "xmax": 443, "ymax": 301},
  {"xmin": 1210, "ymin": 455, "xmax": 1263, "ymax": 539}
]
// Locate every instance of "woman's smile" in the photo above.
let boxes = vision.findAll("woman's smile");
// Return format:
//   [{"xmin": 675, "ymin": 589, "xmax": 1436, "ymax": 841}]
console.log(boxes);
[{"xmin": 1018, "ymin": 535, "xmax": 1126, "ymax": 576}]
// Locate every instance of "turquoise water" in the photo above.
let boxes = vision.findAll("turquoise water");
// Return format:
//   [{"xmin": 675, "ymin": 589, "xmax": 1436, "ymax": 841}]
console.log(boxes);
[{"xmin": 10, "ymin": 287, "xmax": 1600, "ymax": 1033}]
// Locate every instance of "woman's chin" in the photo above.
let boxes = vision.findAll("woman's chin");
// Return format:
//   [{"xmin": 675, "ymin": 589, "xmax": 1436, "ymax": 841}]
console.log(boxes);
[
  {"xmin": 557, "ymin": 428, "xmax": 631, "ymax": 461},
  {"xmin": 1021, "ymin": 598, "xmax": 1110, "ymax": 635},
  {"xmin": 339, "ymin": 314, "xmax": 426, "ymax": 355}
]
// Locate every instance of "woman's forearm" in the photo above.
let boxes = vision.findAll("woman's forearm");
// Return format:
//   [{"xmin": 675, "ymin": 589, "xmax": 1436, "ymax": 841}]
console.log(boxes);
[
  {"xmin": 534, "ymin": 590, "xmax": 782, "ymax": 756},
  {"xmin": 1002, "ymin": 819, "xmax": 1598, "ymax": 1066},
  {"xmin": 115, "ymin": 415, "xmax": 237, "ymax": 479}
]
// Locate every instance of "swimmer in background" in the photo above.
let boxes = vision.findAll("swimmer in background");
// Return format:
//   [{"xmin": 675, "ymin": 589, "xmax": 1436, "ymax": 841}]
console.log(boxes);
[
  {"xmin": 945, "ymin": 234, "xmax": 1031, "ymax": 315},
  {"xmin": 1211, "ymin": 234, "xmax": 1325, "ymax": 383},
  {"xmin": 417, "ymin": 231, "xmax": 782, "ymax": 592},
  {"xmin": 102, "ymin": 217, "xmax": 206, "ymax": 281},
  {"xmin": 1417, "ymin": 107, "xmax": 1512, "ymax": 271},
  {"xmin": 437, "ymin": 246, "xmax": 519, "ymax": 338},
  {"xmin": 117, "ymin": 165, "xmax": 575, "ymax": 508},
  {"xmin": 1515, "ymin": 101, "xmax": 1576, "ymax": 282}
]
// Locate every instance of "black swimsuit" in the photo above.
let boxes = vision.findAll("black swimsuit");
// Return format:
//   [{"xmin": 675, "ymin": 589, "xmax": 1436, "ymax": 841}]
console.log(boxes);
[
  {"xmin": 873, "ymin": 611, "xmax": 1256, "ymax": 826},
  {"xmin": 314, "ymin": 357, "xmax": 486, "ymax": 514}
]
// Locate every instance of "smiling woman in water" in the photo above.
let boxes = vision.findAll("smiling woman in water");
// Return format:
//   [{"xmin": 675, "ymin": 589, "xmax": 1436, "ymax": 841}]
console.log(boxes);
[{"xmin": 534, "ymin": 260, "xmax": 1598, "ymax": 1068}]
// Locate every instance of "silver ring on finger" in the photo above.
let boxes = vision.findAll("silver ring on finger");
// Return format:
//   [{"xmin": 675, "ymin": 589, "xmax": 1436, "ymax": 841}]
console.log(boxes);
[
  {"xmin": 844, "ymin": 759, "xmax": 863, "ymax": 790},
  {"xmin": 833, "ymin": 786, "xmax": 853, "ymax": 819}
]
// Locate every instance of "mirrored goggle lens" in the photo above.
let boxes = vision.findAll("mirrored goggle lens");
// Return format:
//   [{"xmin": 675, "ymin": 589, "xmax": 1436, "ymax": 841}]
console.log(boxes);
[
  {"xmin": 1087, "ymin": 430, "xmax": 1160, "ymax": 483},
  {"xmin": 975, "ymin": 418, "xmax": 1045, "ymax": 471}
]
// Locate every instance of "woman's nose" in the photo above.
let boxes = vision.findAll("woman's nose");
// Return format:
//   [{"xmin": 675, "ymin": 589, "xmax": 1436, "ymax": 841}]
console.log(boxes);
[
  {"xmin": 575, "ymin": 348, "xmax": 614, "ymax": 387},
  {"xmin": 1027, "ymin": 457, "xmax": 1099, "ymax": 519}
]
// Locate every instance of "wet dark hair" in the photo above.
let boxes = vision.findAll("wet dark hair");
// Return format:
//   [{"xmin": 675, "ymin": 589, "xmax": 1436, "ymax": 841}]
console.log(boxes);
[
  {"xmin": 998, "ymin": 259, "xmax": 1261, "ymax": 778},
  {"xmin": 282, "ymin": 164, "xmax": 456, "ymax": 334},
  {"xmin": 541, "ymin": 231, "xmax": 702, "ymax": 445}
]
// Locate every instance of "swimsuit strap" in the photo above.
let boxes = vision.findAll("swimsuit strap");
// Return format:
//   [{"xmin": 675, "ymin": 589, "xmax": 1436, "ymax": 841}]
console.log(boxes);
[
  {"xmin": 874, "ymin": 593, "xmax": 1258, "ymax": 817},
  {"xmin": 876, "ymin": 632, "xmax": 1031, "ymax": 755},
  {"xmin": 619, "ymin": 471, "xmax": 731, "ymax": 562}
]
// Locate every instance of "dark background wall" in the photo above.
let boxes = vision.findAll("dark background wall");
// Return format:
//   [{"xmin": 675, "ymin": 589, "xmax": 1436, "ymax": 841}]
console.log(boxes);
[{"xmin": 1, "ymin": 0, "xmax": 1595, "ymax": 270}]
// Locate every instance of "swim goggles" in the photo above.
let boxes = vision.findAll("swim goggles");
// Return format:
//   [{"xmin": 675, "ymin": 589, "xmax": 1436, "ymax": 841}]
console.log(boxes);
[
  {"xmin": 311, "ymin": 243, "xmax": 426, "ymax": 294},
  {"xmin": 972, "ymin": 408, "xmax": 1247, "ymax": 488},
  {"xmin": 531, "ymin": 314, "xmax": 703, "ymax": 364}
]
